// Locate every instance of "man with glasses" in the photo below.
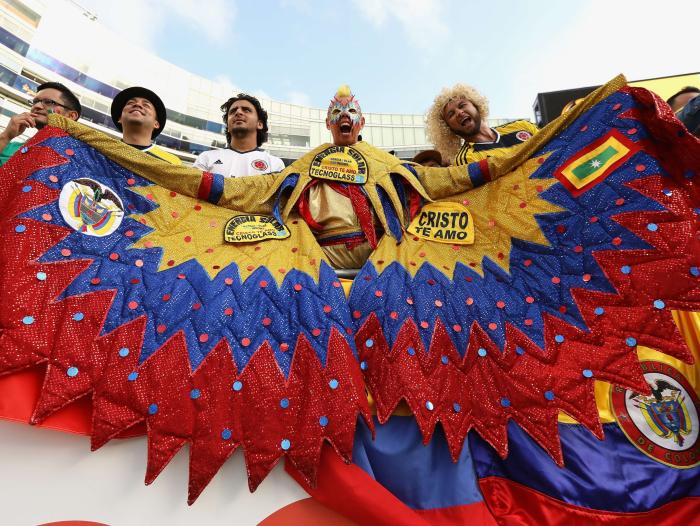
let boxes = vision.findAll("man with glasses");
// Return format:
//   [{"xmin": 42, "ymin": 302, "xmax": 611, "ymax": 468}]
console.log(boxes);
[{"xmin": 0, "ymin": 81, "xmax": 81, "ymax": 166}]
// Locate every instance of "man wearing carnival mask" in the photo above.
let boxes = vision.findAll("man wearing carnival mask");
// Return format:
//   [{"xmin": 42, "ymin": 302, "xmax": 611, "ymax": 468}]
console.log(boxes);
[
  {"xmin": 280, "ymin": 84, "xmax": 489, "ymax": 270},
  {"xmin": 296, "ymin": 85, "xmax": 378, "ymax": 269}
]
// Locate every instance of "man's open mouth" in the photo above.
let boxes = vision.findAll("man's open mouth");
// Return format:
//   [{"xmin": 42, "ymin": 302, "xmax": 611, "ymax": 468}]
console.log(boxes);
[{"xmin": 340, "ymin": 122, "xmax": 352, "ymax": 133}]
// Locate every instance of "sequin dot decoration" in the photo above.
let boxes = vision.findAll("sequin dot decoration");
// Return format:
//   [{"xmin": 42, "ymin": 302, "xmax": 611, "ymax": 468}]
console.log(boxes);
[{"xmin": 6, "ymin": 84, "xmax": 700, "ymax": 504}]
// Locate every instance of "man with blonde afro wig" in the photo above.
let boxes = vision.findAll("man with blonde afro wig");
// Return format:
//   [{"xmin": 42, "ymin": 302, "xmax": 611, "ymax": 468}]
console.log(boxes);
[{"xmin": 426, "ymin": 83, "xmax": 538, "ymax": 166}]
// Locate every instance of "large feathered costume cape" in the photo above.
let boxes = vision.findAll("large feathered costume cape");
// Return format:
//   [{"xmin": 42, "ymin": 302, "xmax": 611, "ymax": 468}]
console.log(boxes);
[{"xmin": 0, "ymin": 76, "xmax": 699, "ymax": 520}]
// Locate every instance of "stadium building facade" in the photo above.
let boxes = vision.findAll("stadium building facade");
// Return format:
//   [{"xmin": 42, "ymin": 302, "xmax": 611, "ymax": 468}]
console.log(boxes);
[{"xmin": 0, "ymin": 0, "xmax": 525, "ymax": 165}]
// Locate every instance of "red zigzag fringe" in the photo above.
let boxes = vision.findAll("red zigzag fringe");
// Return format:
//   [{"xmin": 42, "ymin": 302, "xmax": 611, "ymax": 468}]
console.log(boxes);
[{"xmin": 0, "ymin": 132, "xmax": 372, "ymax": 504}]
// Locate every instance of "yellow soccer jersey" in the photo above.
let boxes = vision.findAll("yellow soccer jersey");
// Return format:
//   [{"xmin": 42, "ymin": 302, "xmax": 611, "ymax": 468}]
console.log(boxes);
[
  {"xmin": 145, "ymin": 144, "xmax": 182, "ymax": 165},
  {"xmin": 454, "ymin": 120, "xmax": 538, "ymax": 166}
]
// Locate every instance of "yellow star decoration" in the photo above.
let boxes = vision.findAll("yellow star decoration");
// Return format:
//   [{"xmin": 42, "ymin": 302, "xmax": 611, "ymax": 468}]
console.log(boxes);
[
  {"xmin": 127, "ymin": 185, "xmax": 327, "ymax": 285},
  {"xmin": 371, "ymin": 153, "xmax": 564, "ymax": 278}
]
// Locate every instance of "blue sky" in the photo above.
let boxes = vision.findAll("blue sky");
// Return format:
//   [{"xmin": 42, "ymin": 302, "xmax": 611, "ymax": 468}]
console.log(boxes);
[{"xmin": 80, "ymin": 0, "xmax": 698, "ymax": 119}]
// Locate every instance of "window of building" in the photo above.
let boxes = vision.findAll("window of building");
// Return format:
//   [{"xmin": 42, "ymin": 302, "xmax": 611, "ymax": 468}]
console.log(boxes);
[
  {"xmin": 0, "ymin": 25, "xmax": 28, "ymax": 56},
  {"xmin": 1, "ymin": 0, "xmax": 42, "ymax": 28},
  {"xmin": 381, "ymin": 127, "xmax": 393, "ymax": 146}
]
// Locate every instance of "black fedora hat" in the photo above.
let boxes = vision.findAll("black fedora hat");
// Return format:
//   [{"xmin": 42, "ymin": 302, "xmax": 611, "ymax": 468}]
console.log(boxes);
[{"xmin": 111, "ymin": 86, "xmax": 167, "ymax": 139}]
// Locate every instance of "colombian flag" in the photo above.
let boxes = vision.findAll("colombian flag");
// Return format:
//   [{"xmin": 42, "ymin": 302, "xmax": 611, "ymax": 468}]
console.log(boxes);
[
  {"xmin": 288, "ymin": 81, "xmax": 700, "ymax": 524},
  {"xmin": 1, "ymin": 75, "xmax": 700, "ymax": 525},
  {"xmin": 291, "ymin": 316, "xmax": 700, "ymax": 525}
]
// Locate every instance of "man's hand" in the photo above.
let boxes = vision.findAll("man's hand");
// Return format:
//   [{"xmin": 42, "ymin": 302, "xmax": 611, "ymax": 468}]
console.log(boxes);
[
  {"xmin": 0, "ymin": 112, "xmax": 36, "ymax": 142},
  {"xmin": 0, "ymin": 112, "xmax": 35, "ymax": 153}
]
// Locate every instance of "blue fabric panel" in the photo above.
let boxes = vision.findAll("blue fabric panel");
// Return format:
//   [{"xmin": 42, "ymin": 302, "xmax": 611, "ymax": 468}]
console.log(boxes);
[
  {"xmin": 470, "ymin": 421, "xmax": 700, "ymax": 512},
  {"xmin": 353, "ymin": 416, "xmax": 484, "ymax": 510}
]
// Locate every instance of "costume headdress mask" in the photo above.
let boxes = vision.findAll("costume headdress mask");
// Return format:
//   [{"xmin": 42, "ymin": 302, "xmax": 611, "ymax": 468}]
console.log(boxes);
[{"xmin": 327, "ymin": 84, "xmax": 362, "ymax": 125}]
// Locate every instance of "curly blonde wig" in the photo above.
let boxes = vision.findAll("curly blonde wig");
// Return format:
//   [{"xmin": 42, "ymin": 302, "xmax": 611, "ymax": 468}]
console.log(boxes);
[{"xmin": 425, "ymin": 84, "xmax": 489, "ymax": 163}]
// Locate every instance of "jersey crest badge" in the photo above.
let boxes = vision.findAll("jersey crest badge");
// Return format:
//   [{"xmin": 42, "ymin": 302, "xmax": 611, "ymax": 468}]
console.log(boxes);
[{"xmin": 252, "ymin": 159, "xmax": 269, "ymax": 171}]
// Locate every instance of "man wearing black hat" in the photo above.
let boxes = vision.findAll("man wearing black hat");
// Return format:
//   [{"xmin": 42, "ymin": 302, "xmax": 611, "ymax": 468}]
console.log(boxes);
[
  {"xmin": 111, "ymin": 86, "xmax": 181, "ymax": 165},
  {"xmin": 0, "ymin": 81, "xmax": 82, "ymax": 166}
]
